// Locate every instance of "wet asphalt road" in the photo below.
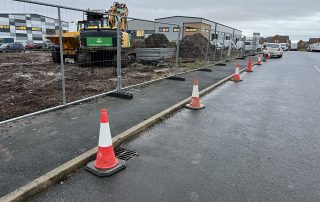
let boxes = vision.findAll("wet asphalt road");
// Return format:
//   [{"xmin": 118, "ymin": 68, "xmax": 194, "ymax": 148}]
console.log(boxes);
[
  {"xmin": 0, "ymin": 56, "xmax": 252, "ymax": 196},
  {"xmin": 30, "ymin": 51, "xmax": 320, "ymax": 202}
]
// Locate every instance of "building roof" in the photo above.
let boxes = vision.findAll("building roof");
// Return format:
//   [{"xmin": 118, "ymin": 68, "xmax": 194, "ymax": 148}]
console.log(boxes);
[
  {"xmin": 309, "ymin": 38, "xmax": 320, "ymax": 44},
  {"xmin": 273, "ymin": 35, "xmax": 289, "ymax": 40},
  {"xmin": 127, "ymin": 19, "xmax": 155, "ymax": 23},
  {"xmin": 154, "ymin": 15, "xmax": 241, "ymax": 32},
  {"xmin": 0, "ymin": 13, "xmax": 68, "ymax": 23}
]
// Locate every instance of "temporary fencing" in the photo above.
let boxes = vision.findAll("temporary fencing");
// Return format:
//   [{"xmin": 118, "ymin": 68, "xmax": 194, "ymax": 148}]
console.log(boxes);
[{"xmin": 0, "ymin": 0, "xmax": 259, "ymax": 124}]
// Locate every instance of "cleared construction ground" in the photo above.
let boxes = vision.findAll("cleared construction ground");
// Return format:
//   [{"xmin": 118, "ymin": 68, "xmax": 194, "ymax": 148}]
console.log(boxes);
[{"xmin": 0, "ymin": 34, "xmax": 235, "ymax": 121}]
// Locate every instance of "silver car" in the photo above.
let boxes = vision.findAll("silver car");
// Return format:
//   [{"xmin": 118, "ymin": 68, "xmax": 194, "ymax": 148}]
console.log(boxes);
[{"xmin": 263, "ymin": 43, "xmax": 283, "ymax": 58}]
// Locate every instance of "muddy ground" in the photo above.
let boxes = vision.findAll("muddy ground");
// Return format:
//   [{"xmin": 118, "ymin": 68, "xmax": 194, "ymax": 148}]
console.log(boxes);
[{"xmin": 0, "ymin": 52, "xmax": 226, "ymax": 121}]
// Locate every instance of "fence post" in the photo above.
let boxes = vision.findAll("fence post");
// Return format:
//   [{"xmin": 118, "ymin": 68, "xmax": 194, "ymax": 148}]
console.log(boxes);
[
  {"xmin": 242, "ymin": 37, "xmax": 246, "ymax": 58},
  {"xmin": 167, "ymin": 25, "xmax": 185, "ymax": 81},
  {"xmin": 175, "ymin": 25, "xmax": 181, "ymax": 69},
  {"xmin": 213, "ymin": 31, "xmax": 217, "ymax": 61},
  {"xmin": 57, "ymin": 7, "xmax": 66, "ymax": 105},
  {"xmin": 220, "ymin": 32, "xmax": 225, "ymax": 61},
  {"xmin": 109, "ymin": 15, "xmax": 133, "ymax": 99},
  {"xmin": 116, "ymin": 15, "xmax": 122, "ymax": 92},
  {"xmin": 239, "ymin": 37, "xmax": 243, "ymax": 58},
  {"xmin": 205, "ymin": 29, "xmax": 211, "ymax": 63},
  {"xmin": 227, "ymin": 35, "xmax": 232, "ymax": 61}
]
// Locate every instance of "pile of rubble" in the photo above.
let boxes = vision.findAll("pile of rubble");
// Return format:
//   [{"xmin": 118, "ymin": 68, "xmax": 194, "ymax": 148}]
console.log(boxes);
[
  {"xmin": 179, "ymin": 33, "xmax": 215, "ymax": 58},
  {"xmin": 145, "ymin": 34, "xmax": 172, "ymax": 48}
]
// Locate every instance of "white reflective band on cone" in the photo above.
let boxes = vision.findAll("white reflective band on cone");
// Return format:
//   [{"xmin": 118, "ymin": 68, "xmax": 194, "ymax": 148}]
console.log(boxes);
[
  {"xmin": 192, "ymin": 85, "xmax": 199, "ymax": 97},
  {"xmin": 98, "ymin": 123, "xmax": 112, "ymax": 147},
  {"xmin": 235, "ymin": 68, "xmax": 240, "ymax": 74}
]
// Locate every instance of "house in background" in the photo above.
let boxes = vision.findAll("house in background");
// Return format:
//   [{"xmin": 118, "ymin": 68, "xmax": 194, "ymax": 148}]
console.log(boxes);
[
  {"xmin": 298, "ymin": 40, "xmax": 309, "ymax": 49},
  {"xmin": 308, "ymin": 38, "xmax": 320, "ymax": 44},
  {"xmin": 260, "ymin": 35, "xmax": 290, "ymax": 44},
  {"xmin": 271, "ymin": 35, "xmax": 290, "ymax": 43}
]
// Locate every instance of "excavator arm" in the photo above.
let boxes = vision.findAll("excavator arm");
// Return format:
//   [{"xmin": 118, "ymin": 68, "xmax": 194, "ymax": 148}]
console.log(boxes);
[{"xmin": 108, "ymin": 2, "xmax": 128, "ymax": 31}]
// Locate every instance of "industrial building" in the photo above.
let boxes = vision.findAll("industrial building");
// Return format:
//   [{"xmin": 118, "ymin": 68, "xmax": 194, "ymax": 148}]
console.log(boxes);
[
  {"xmin": 127, "ymin": 19, "xmax": 155, "ymax": 39},
  {"xmin": 0, "ymin": 13, "xmax": 69, "ymax": 43},
  {"xmin": 127, "ymin": 16, "xmax": 242, "ymax": 43}
]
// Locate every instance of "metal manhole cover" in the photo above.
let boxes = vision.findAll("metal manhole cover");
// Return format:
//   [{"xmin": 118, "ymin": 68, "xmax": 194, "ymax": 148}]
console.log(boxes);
[{"xmin": 114, "ymin": 146, "xmax": 137, "ymax": 162}]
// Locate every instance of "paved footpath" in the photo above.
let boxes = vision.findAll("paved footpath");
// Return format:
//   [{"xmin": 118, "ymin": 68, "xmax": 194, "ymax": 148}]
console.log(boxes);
[
  {"xmin": 0, "ymin": 57, "xmax": 251, "ymax": 196},
  {"xmin": 30, "ymin": 52, "xmax": 320, "ymax": 202}
]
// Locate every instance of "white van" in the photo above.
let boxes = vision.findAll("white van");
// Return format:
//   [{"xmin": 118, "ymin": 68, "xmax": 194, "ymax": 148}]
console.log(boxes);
[
  {"xmin": 236, "ymin": 41, "xmax": 262, "ymax": 52},
  {"xmin": 308, "ymin": 43, "xmax": 320, "ymax": 52},
  {"xmin": 236, "ymin": 41, "xmax": 244, "ymax": 50},
  {"xmin": 290, "ymin": 42, "xmax": 298, "ymax": 51},
  {"xmin": 280, "ymin": 43, "xmax": 289, "ymax": 51}
]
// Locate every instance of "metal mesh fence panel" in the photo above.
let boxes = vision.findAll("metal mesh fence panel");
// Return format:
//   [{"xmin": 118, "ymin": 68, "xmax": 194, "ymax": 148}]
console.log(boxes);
[
  {"xmin": 0, "ymin": 0, "xmax": 65, "ymax": 120},
  {"xmin": 0, "ymin": 0, "xmax": 254, "ymax": 123}
]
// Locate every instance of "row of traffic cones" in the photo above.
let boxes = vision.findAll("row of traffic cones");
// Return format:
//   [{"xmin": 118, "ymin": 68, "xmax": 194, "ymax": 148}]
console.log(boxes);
[
  {"xmin": 185, "ymin": 55, "xmax": 265, "ymax": 110},
  {"xmin": 87, "ymin": 54, "xmax": 265, "ymax": 177},
  {"xmin": 232, "ymin": 55, "xmax": 264, "ymax": 82}
]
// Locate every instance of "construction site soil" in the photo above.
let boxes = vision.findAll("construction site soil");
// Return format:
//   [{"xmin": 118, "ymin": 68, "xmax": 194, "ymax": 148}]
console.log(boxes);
[
  {"xmin": 0, "ymin": 52, "xmax": 212, "ymax": 121},
  {"xmin": 180, "ymin": 33, "xmax": 216, "ymax": 58},
  {"xmin": 144, "ymin": 33, "xmax": 173, "ymax": 48}
]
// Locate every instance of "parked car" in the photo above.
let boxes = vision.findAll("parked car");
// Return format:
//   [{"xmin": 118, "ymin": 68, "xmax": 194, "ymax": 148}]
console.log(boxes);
[
  {"xmin": 36, "ymin": 42, "xmax": 47, "ymax": 50},
  {"xmin": 25, "ymin": 42, "xmax": 34, "ymax": 50},
  {"xmin": 263, "ymin": 43, "xmax": 283, "ymax": 58},
  {"xmin": 45, "ymin": 42, "xmax": 58, "ymax": 50},
  {"xmin": 0, "ymin": 42, "xmax": 25, "ymax": 53},
  {"xmin": 280, "ymin": 43, "xmax": 289, "ymax": 51},
  {"xmin": 25, "ymin": 42, "xmax": 44, "ymax": 50},
  {"xmin": 18, "ymin": 41, "xmax": 26, "ymax": 47}
]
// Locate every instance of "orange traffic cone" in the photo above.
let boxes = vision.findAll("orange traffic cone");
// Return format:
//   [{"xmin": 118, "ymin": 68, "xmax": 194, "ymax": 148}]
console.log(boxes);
[
  {"xmin": 267, "ymin": 52, "xmax": 271, "ymax": 59},
  {"xmin": 257, "ymin": 55, "xmax": 262, "ymax": 65},
  {"xmin": 186, "ymin": 78, "xmax": 205, "ymax": 110},
  {"xmin": 86, "ymin": 109, "xmax": 126, "ymax": 177},
  {"xmin": 246, "ymin": 57, "xmax": 253, "ymax": 72},
  {"xmin": 231, "ymin": 64, "xmax": 242, "ymax": 82}
]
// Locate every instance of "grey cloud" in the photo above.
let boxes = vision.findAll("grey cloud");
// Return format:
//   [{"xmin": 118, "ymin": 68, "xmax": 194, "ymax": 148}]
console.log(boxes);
[{"xmin": 4, "ymin": 0, "xmax": 320, "ymax": 40}]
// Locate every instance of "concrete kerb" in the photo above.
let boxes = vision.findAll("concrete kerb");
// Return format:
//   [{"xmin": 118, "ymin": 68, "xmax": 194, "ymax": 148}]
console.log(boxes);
[{"xmin": 0, "ymin": 64, "xmax": 250, "ymax": 202}]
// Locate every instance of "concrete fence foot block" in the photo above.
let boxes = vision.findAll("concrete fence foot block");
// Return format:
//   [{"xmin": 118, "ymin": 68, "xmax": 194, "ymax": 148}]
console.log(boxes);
[
  {"xmin": 108, "ymin": 91, "xmax": 133, "ymax": 100},
  {"xmin": 166, "ymin": 75, "xmax": 186, "ymax": 81},
  {"xmin": 197, "ymin": 68, "xmax": 213, "ymax": 72}
]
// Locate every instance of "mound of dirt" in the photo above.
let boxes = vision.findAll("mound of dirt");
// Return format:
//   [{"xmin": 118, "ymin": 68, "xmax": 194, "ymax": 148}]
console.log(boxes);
[
  {"xmin": 179, "ymin": 33, "xmax": 215, "ymax": 58},
  {"xmin": 145, "ymin": 34, "xmax": 172, "ymax": 48}
]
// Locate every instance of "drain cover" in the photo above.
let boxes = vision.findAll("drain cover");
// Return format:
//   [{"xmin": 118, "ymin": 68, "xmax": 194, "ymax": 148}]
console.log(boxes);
[{"xmin": 114, "ymin": 146, "xmax": 137, "ymax": 162}]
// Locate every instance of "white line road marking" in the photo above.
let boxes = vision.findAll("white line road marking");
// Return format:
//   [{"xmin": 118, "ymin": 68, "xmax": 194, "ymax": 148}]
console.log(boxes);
[{"xmin": 313, "ymin": 66, "xmax": 320, "ymax": 73}]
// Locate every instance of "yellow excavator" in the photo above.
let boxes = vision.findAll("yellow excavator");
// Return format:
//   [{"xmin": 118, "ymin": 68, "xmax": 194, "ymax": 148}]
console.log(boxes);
[{"xmin": 47, "ymin": 2, "xmax": 130, "ymax": 67}]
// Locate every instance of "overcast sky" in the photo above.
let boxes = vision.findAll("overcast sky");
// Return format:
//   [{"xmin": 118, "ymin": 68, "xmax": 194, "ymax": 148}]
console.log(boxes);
[{"xmin": 3, "ymin": 0, "xmax": 320, "ymax": 41}]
